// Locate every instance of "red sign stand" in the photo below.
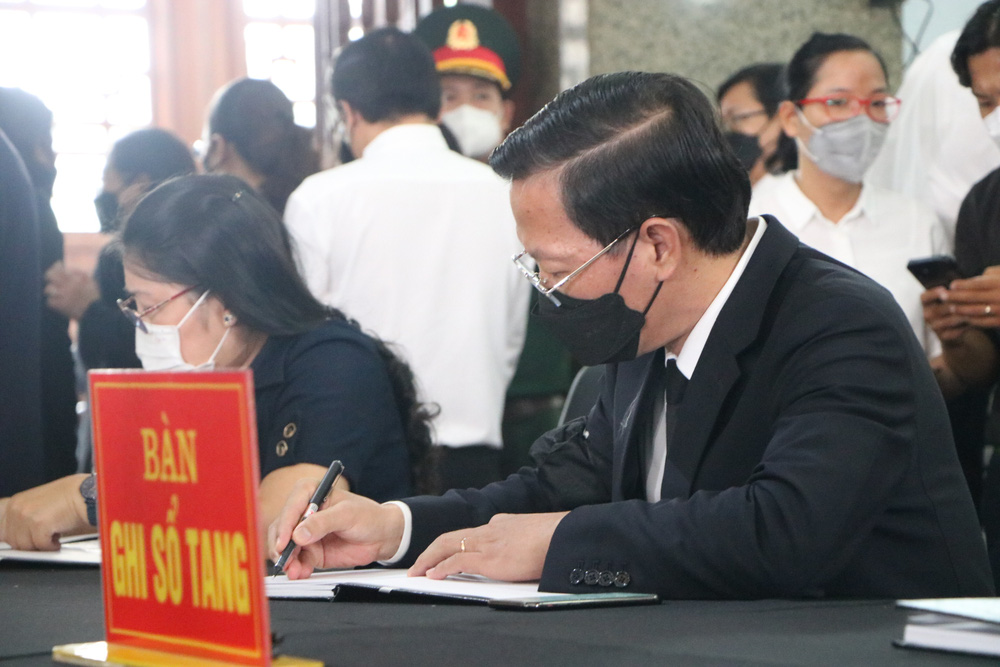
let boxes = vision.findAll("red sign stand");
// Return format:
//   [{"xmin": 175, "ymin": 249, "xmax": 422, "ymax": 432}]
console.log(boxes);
[{"xmin": 53, "ymin": 370, "xmax": 320, "ymax": 667}]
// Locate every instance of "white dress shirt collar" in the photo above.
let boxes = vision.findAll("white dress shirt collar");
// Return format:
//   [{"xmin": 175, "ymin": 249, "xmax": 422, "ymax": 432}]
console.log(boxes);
[
  {"xmin": 671, "ymin": 216, "xmax": 768, "ymax": 379},
  {"xmin": 771, "ymin": 172, "xmax": 868, "ymax": 232},
  {"xmin": 361, "ymin": 123, "xmax": 449, "ymax": 159}
]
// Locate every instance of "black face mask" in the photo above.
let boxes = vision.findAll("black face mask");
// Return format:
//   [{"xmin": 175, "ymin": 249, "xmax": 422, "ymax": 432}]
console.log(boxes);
[
  {"xmin": 533, "ymin": 233, "xmax": 663, "ymax": 366},
  {"xmin": 94, "ymin": 191, "xmax": 120, "ymax": 233},
  {"xmin": 724, "ymin": 131, "xmax": 763, "ymax": 172}
]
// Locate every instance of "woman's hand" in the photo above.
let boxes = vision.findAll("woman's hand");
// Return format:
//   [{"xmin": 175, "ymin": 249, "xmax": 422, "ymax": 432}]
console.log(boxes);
[
  {"xmin": 44, "ymin": 262, "xmax": 99, "ymax": 321},
  {"xmin": 0, "ymin": 474, "xmax": 91, "ymax": 550}
]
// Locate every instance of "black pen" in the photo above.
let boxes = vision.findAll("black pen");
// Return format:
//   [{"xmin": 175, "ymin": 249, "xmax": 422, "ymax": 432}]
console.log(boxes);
[{"xmin": 273, "ymin": 459, "xmax": 344, "ymax": 575}]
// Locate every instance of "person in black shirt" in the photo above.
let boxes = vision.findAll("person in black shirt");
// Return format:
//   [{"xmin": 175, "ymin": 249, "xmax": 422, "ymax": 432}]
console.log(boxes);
[
  {"xmin": 922, "ymin": 0, "xmax": 1000, "ymax": 585},
  {"xmin": 0, "ymin": 87, "xmax": 77, "ymax": 483}
]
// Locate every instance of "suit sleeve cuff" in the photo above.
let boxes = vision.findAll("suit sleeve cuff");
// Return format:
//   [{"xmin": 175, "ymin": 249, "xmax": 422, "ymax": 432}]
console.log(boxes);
[{"xmin": 377, "ymin": 500, "xmax": 412, "ymax": 565}]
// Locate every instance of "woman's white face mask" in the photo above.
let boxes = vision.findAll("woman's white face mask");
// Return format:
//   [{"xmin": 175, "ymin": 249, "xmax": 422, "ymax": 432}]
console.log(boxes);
[{"xmin": 135, "ymin": 290, "xmax": 231, "ymax": 371}]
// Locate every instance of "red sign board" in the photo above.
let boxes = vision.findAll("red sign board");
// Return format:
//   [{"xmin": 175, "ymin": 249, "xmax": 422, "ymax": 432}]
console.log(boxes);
[{"xmin": 89, "ymin": 370, "xmax": 270, "ymax": 665}]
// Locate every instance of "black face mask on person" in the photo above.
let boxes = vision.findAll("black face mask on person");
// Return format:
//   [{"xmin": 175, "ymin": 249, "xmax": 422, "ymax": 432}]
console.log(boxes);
[
  {"xmin": 533, "ymin": 233, "xmax": 663, "ymax": 366},
  {"xmin": 724, "ymin": 131, "xmax": 763, "ymax": 172},
  {"xmin": 94, "ymin": 190, "xmax": 120, "ymax": 233}
]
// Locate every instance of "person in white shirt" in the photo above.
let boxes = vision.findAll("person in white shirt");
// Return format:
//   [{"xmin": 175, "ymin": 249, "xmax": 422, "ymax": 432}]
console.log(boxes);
[
  {"xmin": 284, "ymin": 28, "xmax": 528, "ymax": 490},
  {"xmin": 866, "ymin": 30, "xmax": 1000, "ymax": 242},
  {"xmin": 749, "ymin": 32, "xmax": 947, "ymax": 356}
]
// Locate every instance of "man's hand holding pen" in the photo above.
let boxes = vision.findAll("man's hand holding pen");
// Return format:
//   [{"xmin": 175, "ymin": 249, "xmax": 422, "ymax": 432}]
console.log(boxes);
[{"xmin": 268, "ymin": 481, "xmax": 406, "ymax": 579}]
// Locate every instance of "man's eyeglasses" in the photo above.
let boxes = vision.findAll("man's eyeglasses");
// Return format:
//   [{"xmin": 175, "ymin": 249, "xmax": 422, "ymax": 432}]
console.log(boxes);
[
  {"xmin": 512, "ymin": 227, "xmax": 637, "ymax": 307},
  {"xmin": 117, "ymin": 285, "xmax": 196, "ymax": 333},
  {"xmin": 795, "ymin": 94, "xmax": 901, "ymax": 124}
]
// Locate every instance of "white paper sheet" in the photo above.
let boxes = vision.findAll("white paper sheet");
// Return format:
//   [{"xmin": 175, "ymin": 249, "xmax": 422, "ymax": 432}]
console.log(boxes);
[
  {"xmin": 0, "ymin": 534, "xmax": 101, "ymax": 565},
  {"xmin": 898, "ymin": 598, "xmax": 1000, "ymax": 624}
]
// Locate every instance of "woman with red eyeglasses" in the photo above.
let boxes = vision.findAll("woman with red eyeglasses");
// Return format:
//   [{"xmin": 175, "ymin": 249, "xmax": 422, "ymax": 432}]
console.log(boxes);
[{"xmin": 750, "ymin": 32, "xmax": 947, "ymax": 357}]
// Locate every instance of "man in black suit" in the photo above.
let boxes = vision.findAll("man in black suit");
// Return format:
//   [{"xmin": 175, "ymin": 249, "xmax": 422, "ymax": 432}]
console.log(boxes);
[{"xmin": 272, "ymin": 72, "xmax": 993, "ymax": 598}]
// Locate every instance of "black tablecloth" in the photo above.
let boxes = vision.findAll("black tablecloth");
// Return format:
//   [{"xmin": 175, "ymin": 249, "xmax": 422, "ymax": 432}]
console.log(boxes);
[{"xmin": 1, "ymin": 562, "xmax": 995, "ymax": 666}]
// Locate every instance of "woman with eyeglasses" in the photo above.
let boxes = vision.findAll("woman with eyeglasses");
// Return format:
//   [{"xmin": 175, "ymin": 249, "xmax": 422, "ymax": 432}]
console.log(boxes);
[
  {"xmin": 749, "ymin": 32, "xmax": 948, "ymax": 356},
  {"xmin": 716, "ymin": 62, "xmax": 797, "ymax": 187},
  {"xmin": 0, "ymin": 174, "xmax": 435, "ymax": 550}
]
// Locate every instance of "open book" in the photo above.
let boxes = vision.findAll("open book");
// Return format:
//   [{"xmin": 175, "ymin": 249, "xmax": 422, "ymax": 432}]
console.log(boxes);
[{"xmin": 267, "ymin": 568, "xmax": 658, "ymax": 609}]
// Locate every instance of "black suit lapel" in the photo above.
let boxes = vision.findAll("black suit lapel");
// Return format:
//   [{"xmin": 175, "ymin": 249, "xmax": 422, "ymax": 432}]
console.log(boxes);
[
  {"xmin": 667, "ymin": 216, "xmax": 800, "ymax": 496},
  {"xmin": 611, "ymin": 348, "xmax": 662, "ymax": 501}
]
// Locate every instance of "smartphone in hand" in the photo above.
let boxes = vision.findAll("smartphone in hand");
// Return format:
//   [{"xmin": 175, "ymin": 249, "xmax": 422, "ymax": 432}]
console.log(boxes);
[{"xmin": 907, "ymin": 255, "xmax": 963, "ymax": 290}]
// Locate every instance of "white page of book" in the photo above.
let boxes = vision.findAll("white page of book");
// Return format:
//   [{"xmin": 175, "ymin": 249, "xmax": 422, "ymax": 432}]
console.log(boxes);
[{"xmin": 266, "ymin": 568, "xmax": 563, "ymax": 601}]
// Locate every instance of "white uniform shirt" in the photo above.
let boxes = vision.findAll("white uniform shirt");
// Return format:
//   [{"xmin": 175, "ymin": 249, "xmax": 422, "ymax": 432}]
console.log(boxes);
[
  {"xmin": 749, "ymin": 172, "xmax": 946, "ymax": 356},
  {"xmin": 284, "ymin": 124, "xmax": 529, "ymax": 449}
]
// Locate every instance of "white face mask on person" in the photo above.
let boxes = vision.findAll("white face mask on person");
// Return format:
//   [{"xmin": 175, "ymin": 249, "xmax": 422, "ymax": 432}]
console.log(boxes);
[
  {"xmin": 441, "ymin": 104, "xmax": 504, "ymax": 158},
  {"xmin": 795, "ymin": 110, "xmax": 888, "ymax": 184},
  {"xmin": 983, "ymin": 107, "xmax": 1000, "ymax": 149},
  {"xmin": 135, "ymin": 290, "xmax": 232, "ymax": 371}
]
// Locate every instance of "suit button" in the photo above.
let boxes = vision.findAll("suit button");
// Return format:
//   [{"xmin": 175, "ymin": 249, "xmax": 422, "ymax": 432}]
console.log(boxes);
[
  {"xmin": 598, "ymin": 570, "xmax": 614, "ymax": 587},
  {"xmin": 614, "ymin": 571, "xmax": 631, "ymax": 588},
  {"xmin": 283, "ymin": 422, "xmax": 297, "ymax": 438},
  {"xmin": 584, "ymin": 570, "xmax": 599, "ymax": 586},
  {"xmin": 276, "ymin": 440, "xmax": 288, "ymax": 456},
  {"xmin": 569, "ymin": 568, "xmax": 584, "ymax": 585}
]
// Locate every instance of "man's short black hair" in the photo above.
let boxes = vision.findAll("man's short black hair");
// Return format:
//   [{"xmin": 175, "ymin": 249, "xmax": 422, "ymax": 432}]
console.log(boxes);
[
  {"xmin": 490, "ymin": 71, "xmax": 750, "ymax": 255},
  {"xmin": 952, "ymin": 0, "xmax": 1000, "ymax": 88},
  {"xmin": 332, "ymin": 27, "xmax": 441, "ymax": 122}
]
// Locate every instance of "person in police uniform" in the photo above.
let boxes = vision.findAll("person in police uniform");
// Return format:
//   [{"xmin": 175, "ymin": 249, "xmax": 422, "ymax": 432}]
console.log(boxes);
[
  {"xmin": 415, "ymin": 4, "xmax": 520, "ymax": 162},
  {"xmin": 417, "ymin": 6, "xmax": 577, "ymax": 476}
]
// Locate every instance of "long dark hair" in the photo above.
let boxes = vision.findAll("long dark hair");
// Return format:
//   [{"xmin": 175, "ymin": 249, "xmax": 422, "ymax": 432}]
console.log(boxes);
[
  {"xmin": 209, "ymin": 78, "xmax": 319, "ymax": 214},
  {"xmin": 121, "ymin": 174, "xmax": 436, "ymax": 493}
]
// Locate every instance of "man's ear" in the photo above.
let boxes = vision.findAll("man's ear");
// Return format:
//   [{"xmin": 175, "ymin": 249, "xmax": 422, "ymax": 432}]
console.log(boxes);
[
  {"xmin": 641, "ymin": 217, "xmax": 684, "ymax": 282},
  {"xmin": 339, "ymin": 101, "xmax": 359, "ymax": 129},
  {"xmin": 204, "ymin": 133, "xmax": 231, "ymax": 172}
]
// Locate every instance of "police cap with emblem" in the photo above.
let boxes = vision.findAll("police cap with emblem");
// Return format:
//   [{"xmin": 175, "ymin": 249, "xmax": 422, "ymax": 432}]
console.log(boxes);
[{"xmin": 414, "ymin": 4, "xmax": 521, "ymax": 92}]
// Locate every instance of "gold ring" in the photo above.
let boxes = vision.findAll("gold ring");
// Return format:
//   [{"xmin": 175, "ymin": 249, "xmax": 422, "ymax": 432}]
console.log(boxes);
[
  {"xmin": 459, "ymin": 537, "xmax": 467, "ymax": 553},
  {"xmin": 987, "ymin": 305, "xmax": 993, "ymax": 315}
]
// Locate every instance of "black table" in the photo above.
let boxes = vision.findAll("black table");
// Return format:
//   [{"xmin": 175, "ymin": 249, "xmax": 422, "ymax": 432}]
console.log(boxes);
[{"xmin": 1, "ymin": 562, "xmax": 994, "ymax": 666}]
